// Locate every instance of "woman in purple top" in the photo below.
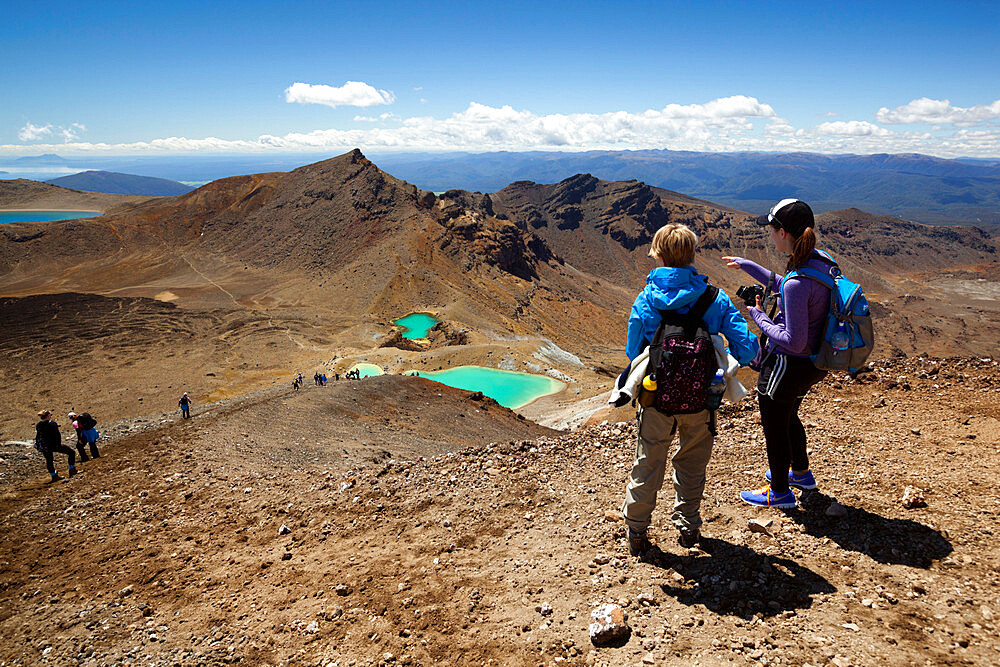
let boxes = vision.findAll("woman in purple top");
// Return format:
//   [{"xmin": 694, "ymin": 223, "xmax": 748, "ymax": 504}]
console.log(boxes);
[{"xmin": 723, "ymin": 199, "xmax": 832, "ymax": 509}]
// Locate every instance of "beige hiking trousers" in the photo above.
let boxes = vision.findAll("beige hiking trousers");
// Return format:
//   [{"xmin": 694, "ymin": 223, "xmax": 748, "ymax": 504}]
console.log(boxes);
[{"xmin": 621, "ymin": 406, "xmax": 714, "ymax": 535}]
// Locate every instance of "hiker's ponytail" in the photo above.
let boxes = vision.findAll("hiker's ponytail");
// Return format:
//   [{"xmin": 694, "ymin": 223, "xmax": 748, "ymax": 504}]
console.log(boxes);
[{"xmin": 786, "ymin": 226, "xmax": 816, "ymax": 271}]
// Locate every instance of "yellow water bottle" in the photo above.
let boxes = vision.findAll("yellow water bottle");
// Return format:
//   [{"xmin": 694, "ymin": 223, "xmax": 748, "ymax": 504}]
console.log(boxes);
[
  {"xmin": 639, "ymin": 372, "xmax": 657, "ymax": 407},
  {"xmin": 642, "ymin": 373, "xmax": 657, "ymax": 391}
]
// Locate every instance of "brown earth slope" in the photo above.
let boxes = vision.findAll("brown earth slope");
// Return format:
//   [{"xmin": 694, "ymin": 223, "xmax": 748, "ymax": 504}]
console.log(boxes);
[{"xmin": 0, "ymin": 357, "xmax": 997, "ymax": 665}]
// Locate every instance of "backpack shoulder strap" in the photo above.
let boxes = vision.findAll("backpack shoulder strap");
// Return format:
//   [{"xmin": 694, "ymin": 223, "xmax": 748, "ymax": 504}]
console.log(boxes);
[
  {"xmin": 689, "ymin": 285, "xmax": 719, "ymax": 321},
  {"xmin": 780, "ymin": 266, "xmax": 835, "ymax": 305},
  {"xmin": 792, "ymin": 267, "xmax": 836, "ymax": 289}
]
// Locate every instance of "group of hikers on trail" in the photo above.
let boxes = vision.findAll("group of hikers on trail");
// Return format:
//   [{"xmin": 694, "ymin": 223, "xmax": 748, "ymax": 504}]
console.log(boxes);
[
  {"xmin": 35, "ymin": 392, "xmax": 197, "ymax": 482},
  {"xmin": 33, "ymin": 410, "xmax": 100, "ymax": 483},
  {"xmin": 617, "ymin": 198, "xmax": 872, "ymax": 556}
]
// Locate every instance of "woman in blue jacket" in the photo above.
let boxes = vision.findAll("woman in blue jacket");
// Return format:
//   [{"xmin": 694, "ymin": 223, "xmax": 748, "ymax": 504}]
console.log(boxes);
[{"xmin": 622, "ymin": 223, "xmax": 757, "ymax": 555}]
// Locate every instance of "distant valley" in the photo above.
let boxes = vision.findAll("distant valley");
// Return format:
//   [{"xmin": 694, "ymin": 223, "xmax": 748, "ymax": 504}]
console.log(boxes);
[{"xmin": 372, "ymin": 150, "xmax": 1000, "ymax": 228}]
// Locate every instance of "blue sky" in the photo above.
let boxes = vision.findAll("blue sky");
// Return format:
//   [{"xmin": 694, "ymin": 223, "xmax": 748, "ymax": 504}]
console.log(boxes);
[{"xmin": 3, "ymin": 0, "xmax": 999, "ymax": 156}]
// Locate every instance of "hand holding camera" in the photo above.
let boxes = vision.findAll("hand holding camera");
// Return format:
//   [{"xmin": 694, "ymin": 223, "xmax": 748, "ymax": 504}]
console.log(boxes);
[{"xmin": 736, "ymin": 284, "xmax": 764, "ymax": 308}]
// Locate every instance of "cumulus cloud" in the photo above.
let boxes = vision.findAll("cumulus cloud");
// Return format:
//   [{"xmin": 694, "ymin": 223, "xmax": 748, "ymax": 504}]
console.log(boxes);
[
  {"xmin": 876, "ymin": 97, "xmax": 1000, "ymax": 126},
  {"xmin": 18, "ymin": 122, "xmax": 54, "ymax": 141},
  {"xmin": 18, "ymin": 121, "xmax": 86, "ymax": 142},
  {"xmin": 3, "ymin": 96, "xmax": 1000, "ymax": 158},
  {"xmin": 815, "ymin": 120, "xmax": 892, "ymax": 137},
  {"xmin": 284, "ymin": 81, "xmax": 396, "ymax": 108}
]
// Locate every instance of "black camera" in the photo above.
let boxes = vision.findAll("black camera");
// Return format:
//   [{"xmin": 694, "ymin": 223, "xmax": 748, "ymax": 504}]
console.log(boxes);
[{"xmin": 736, "ymin": 284, "xmax": 764, "ymax": 307}]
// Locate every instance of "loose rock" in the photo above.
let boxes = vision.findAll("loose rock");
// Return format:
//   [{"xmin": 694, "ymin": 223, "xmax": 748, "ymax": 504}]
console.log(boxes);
[{"xmin": 589, "ymin": 604, "xmax": 629, "ymax": 645}]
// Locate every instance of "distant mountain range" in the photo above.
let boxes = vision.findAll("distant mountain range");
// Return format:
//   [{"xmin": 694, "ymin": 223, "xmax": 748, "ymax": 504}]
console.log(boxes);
[
  {"xmin": 4, "ymin": 150, "xmax": 999, "ymax": 227},
  {"xmin": 46, "ymin": 170, "xmax": 194, "ymax": 196},
  {"xmin": 371, "ymin": 150, "xmax": 1000, "ymax": 228}
]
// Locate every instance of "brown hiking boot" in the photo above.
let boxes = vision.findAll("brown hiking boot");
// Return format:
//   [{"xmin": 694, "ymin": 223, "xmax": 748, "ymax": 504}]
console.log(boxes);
[
  {"xmin": 678, "ymin": 529, "xmax": 701, "ymax": 549},
  {"xmin": 628, "ymin": 528, "xmax": 651, "ymax": 557}
]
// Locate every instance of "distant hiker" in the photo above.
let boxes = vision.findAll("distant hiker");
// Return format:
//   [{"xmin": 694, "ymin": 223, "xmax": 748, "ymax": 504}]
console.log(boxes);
[
  {"xmin": 68, "ymin": 411, "xmax": 88, "ymax": 461},
  {"xmin": 178, "ymin": 392, "xmax": 192, "ymax": 419},
  {"xmin": 35, "ymin": 410, "xmax": 76, "ymax": 482},
  {"xmin": 321, "ymin": 373, "xmax": 327, "ymax": 385},
  {"xmin": 77, "ymin": 412, "xmax": 101, "ymax": 459},
  {"xmin": 723, "ymin": 199, "xmax": 832, "ymax": 509},
  {"xmin": 292, "ymin": 378, "xmax": 300, "ymax": 391},
  {"xmin": 335, "ymin": 372, "xmax": 340, "ymax": 381},
  {"xmin": 621, "ymin": 224, "xmax": 757, "ymax": 555},
  {"xmin": 297, "ymin": 373, "xmax": 304, "ymax": 385}
]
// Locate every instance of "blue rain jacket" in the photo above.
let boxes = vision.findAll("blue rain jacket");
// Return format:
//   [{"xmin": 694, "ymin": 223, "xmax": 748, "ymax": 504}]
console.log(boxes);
[{"xmin": 625, "ymin": 266, "xmax": 758, "ymax": 365}]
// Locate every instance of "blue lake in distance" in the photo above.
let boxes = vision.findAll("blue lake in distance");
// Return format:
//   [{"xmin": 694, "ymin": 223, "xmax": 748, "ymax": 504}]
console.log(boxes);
[
  {"xmin": 414, "ymin": 366, "xmax": 565, "ymax": 409},
  {"xmin": 394, "ymin": 312, "xmax": 439, "ymax": 339},
  {"xmin": 0, "ymin": 211, "xmax": 101, "ymax": 223}
]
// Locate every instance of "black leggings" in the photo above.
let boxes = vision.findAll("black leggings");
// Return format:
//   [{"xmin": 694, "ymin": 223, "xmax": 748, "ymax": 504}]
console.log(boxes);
[
  {"xmin": 75, "ymin": 434, "xmax": 99, "ymax": 459},
  {"xmin": 43, "ymin": 444, "xmax": 76, "ymax": 475},
  {"xmin": 759, "ymin": 395, "xmax": 808, "ymax": 493},
  {"xmin": 756, "ymin": 353, "xmax": 827, "ymax": 493}
]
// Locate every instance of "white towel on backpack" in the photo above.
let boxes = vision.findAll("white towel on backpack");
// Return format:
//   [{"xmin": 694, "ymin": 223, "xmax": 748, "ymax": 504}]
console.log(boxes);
[
  {"xmin": 607, "ymin": 337, "xmax": 747, "ymax": 408},
  {"xmin": 607, "ymin": 346, "xmax": 649, "ymax": 407},
  {"xmin": 713, "ymin": 334, "xmax": 749, "ymax": 404}
]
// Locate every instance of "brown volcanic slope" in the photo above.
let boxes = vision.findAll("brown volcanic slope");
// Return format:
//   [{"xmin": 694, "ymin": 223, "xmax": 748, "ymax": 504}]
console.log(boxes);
[
  {"xmin": 0, "ymin": 178, "xmax": 151, "ymax": 211},
  {"xmin": 1, "ymin": 150, "xmax": 999, "ymax": 436},
  {"xmin": 1, "ymin": 357, "xmax": 998, "ymax": 665}
]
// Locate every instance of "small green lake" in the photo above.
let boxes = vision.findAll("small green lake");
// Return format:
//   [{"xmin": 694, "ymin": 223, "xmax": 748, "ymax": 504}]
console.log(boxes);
[
  {"xmin": 414, "ymin": 365, "xmax": 565, "ymax": 409},
  {"xmin": 349, "ymin": 363, "xmax": 384, "ymax": 378},
  {"xmin": 0, "ymin": 210, "xmax": 101, "ymax": 223},
  {"xmin": 394, "ymin": 312, "xmax": 439, "ymax": 339}
]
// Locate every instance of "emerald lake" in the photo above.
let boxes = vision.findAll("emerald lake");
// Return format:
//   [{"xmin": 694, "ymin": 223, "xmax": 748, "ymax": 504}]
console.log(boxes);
[
  {"xmin": 394, "ymin": 312, "xmax": 439, "ymax": 339},
  {"xmin": 415, "ymin": 366, "xmax": 565, "ymax": 409}
]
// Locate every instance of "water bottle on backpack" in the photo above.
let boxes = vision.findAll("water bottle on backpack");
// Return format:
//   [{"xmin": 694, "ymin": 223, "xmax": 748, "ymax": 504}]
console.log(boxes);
[{"xmin": 706, "ymin": 368, "xmax": 725, "ymax": 411}]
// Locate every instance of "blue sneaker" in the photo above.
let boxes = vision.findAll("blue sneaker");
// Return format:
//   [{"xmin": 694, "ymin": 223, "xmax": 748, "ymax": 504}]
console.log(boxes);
[
  {"xmin": 740, "ymin": 485, "xmax": 797, "ymax": 509},
  {"xmin": 765, "ymin": 468, "xmax": 817, "ymax": 490}
]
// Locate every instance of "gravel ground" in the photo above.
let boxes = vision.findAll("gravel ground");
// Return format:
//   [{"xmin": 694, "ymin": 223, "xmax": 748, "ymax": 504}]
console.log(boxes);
[{"xmin": 1, "ymin": 356, "xmax": 998, "ymax": 666}]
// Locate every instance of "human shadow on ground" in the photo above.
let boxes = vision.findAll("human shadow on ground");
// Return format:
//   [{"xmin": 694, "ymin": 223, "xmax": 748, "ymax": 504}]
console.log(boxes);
[
  {"xmin": 790, "ymin": 490, "xmax": 952, "ymax": 569},
  {"xmin": 645, "ymin": 536, "xmax": 836, "ymax": 619}
]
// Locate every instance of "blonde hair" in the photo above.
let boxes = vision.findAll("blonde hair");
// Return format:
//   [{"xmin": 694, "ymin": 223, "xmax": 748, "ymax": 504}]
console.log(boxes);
[
  {"xmin": 649, "ymin": 224, "xmax": 697, "ymax": 267},
  {"xmin": 38, "ymin": 410, "xmax": 51, "ymax": 419}
]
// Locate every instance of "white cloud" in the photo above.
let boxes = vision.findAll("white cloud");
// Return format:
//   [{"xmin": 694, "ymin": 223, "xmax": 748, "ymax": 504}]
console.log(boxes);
[
  {"xmin": 876, "ymin": 97, "xmax": 1000, "ymax": 126},
  {"xmin": 815, "ymin": 120, "xmax": 892, "ymax": 137},
  {"xmin": 819, "ymin": 111, "xmax": 837, "ymax": 117},
  {"xmin": 3, "ymin": 96, "xmax": 999, "ymax": 158},
  {"xmin": 353, "ymin": 112, "xmax": 398, "ymax": 122},
  {"xmin": 284, "ymin": 81, "xmax": 396, "ymax": 109},
  {"xmin": 18, "ymin": 121, "xmax": 86, "ymax": 142},
  {"xmin": 18, "ymin": 122, "xmax": 54, "ymax": 141}
]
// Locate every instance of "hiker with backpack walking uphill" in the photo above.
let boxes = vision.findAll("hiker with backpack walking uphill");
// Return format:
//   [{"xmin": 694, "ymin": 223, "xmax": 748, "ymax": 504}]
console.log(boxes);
[
  {"xmin": 620, "ymin": 224, "xmax": 758, "ymax": 555},
  {"xmin": 178, "ymin": 393, "xmax": 192, "ymax": 419},
  {"xmin": 76, "ymin": 412, "xmax": 101, "ymax": 459},
  {"xmin": 35, "ymin": 410, "xmax": 77, "ymax": 482},
  {"xmin": 723, "ymin": 198, "xmax": 873, "ymax": 510}
]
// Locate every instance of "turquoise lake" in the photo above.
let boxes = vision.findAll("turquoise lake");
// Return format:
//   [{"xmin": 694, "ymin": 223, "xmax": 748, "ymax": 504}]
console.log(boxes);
[
  {"xmin": 415, "ymin": 366, "xmax": 565, "ymax": 409},
  {"xmin": 0, "ymin": 211, "xmax": 101, "ymax": 223},
  {"xmin": 394, "ymin": 312, "xmax": 439, "ymax": 339},
  {"xmin": 349, "ymin": 363, "xmax": 385, "ymax": 378}
]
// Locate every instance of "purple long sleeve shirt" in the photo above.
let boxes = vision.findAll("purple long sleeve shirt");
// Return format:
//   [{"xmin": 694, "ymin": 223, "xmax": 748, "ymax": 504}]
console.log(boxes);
[{"xmin": 734, "ymin": 256, "xmax": 832, "ymax": 358}]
